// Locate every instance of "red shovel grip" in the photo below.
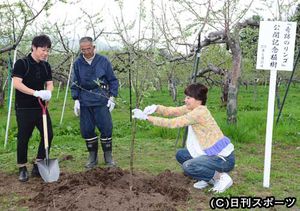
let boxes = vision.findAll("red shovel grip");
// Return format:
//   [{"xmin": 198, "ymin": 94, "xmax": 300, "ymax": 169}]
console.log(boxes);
[{"xmin": 38, "ymin": 98, "xmax": 48, "ymax": 114}]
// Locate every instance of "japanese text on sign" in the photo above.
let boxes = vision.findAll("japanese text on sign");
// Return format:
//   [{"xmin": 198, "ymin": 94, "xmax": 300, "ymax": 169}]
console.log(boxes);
[{"xmin": 256, "ymin": 21, "xmax": 296, "ymax": 71}]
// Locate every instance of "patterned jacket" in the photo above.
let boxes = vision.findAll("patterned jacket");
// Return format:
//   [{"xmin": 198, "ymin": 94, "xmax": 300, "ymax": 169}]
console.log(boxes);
[{"xmin": 150, "ymin": 105, "xmax": 231, "ymax": 156}]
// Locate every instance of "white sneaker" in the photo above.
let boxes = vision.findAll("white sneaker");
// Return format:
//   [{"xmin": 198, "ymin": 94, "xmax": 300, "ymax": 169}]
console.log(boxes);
[
  {"xmin": 193, "ymin": 179, "xmax": 215, "ymax": 189},
  {"xmin": 193, "ymin": 180, "xmax": 209, "ymax": 189},
  {"xmin": 210, "ymin": 173, "xmax": 233, "ymax": 193}
]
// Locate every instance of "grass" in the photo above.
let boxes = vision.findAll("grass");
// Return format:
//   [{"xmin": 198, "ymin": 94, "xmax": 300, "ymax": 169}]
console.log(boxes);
[{"xmin": 0, "ymin": 84, "xmax": 299, "ymax": 210}]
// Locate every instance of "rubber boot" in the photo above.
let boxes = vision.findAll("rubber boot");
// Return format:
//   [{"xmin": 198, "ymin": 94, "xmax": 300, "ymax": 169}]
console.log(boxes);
[
  {"xmin": 18, "ymin": 166, "xmax": 29, "ymax": 182},
  {"xmin": 31, "ymin": 163, "xmax": 41, "ymax": 177},
  {"xmin": 85, "ymin": 151, "xmax": 98, "ymax": 169},
  {"xmin": 100, "ymin": 137, "xmax": 116, "ymax": 167},
  {"xmin": 85, "ymin": 138, "xmax": 98, "ymax": 169},
  {"xmin": 104, "ymin": 151, "xmax": 116, "ymax": 167}
]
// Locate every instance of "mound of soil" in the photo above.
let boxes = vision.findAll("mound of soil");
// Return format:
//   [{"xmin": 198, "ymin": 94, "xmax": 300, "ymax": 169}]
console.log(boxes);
[{"xmin": 0, "ymin": 167, "xmax": 200, "ymax": 210}]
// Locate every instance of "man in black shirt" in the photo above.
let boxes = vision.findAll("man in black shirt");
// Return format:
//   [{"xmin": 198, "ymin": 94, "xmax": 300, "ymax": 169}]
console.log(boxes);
[{"xmin": 12, "ymin": 34, "xmax": 53, "ymax": 182}]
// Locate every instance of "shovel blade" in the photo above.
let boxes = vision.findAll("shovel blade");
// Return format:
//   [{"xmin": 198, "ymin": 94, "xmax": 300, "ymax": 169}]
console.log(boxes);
[{"xmin": 37, "ymin": 159, "xmax": 60, "ymax": 183}]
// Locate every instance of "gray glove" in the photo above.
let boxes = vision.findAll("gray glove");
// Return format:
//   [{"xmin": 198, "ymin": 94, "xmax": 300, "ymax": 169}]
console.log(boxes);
[
  {"xmin": 107, "ymin": 96, "xmax": 115, "ymax": 112},
  {"xmin": 132, "ymin": 108, "xmax": 148, "ymax": 120},
  {"xmin": 74, "ymin": 100, "xmax": 80, "ymax": 116},
  {"xmin": 33, "ymin": 90, "xmax": 52, "ymax": 101},
  {"xmin": 143, "ymin": 104, "xmax": 157, "ymax": 115}
]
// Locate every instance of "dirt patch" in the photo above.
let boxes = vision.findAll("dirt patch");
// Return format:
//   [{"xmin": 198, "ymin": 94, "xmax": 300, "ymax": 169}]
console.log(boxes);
[{"xmin": 0, "ymin": 167, "xmax": 201, "ymax": 210}]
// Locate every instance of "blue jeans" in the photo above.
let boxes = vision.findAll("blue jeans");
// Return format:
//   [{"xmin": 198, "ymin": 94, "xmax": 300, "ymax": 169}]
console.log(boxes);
[{"xmin": 176, "ymin": 148, "xmax": 235, "ymax": 181}]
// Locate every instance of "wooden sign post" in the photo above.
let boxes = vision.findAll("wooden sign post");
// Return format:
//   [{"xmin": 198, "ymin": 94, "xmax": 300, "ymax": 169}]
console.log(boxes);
[{"xmin": 256, "ymin": 21, "xmax": 297, "ymax": 188}]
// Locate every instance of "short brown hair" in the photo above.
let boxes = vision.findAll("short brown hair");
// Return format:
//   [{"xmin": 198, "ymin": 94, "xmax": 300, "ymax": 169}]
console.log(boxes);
[{"xmin": 184, "ymin": 83, "xmax": 208, "ymax": 105}]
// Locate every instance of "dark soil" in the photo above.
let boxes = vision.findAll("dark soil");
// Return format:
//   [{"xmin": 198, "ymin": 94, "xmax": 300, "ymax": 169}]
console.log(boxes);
[{"xmin": 0, "ymin": 167, "xmax": 210, "ymax": 210}]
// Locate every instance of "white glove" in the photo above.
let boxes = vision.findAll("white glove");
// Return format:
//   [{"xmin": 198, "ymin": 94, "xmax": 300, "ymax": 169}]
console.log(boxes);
[
  {"xmin": 107, "ymin": 96, "xmax": 115, "ymax": 112},
  {"xmin": 143, "ymin": 104, "xmax": 157, "ymax": 115},
  {"xmin": 132, "ymin": 108, "xmax": 148, "ymax": 120},
  {"xmin": 74, "ymin": 100, "xmax": 80, "ymax": 116},
  {"xmin": 33, "ymin": 90, "xmax": 52, "ymax": 101}
]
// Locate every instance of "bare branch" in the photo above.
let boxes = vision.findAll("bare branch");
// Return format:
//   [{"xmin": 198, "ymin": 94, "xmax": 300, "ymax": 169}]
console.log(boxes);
[
  {"xmin": 55, "ymin": 23, "xmax": 70, "ymax": 53},
  {"xmin": 27, "ymin": 0, "xmax": 50, "ymax": 23},
  {"xmin": 0, "ymin": 0, "xmax": 50, "ymax": 54}
]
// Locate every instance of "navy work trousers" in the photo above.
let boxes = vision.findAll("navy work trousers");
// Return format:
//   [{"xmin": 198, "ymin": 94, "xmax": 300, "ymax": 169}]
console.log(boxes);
[{"xmin": 80, "ymin": 105, "xmax": 112, "ymax": 142}]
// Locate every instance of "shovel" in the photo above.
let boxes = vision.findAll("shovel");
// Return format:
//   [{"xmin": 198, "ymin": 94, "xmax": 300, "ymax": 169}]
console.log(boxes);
[{"xmin": 37, "ymin": 98, "xmax": 60, "ymax": 183}]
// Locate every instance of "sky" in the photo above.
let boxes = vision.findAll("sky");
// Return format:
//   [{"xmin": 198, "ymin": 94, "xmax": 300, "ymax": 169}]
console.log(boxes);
[
  {"xmin": 33, "ymin": 0, "xmax": 298, "ymax": 51},
  {"xmin": 48, "ymin": 2, "xmax": 136, "ymax": 31},
  {"xmin": 44, "ymin": 0, "xmax": 139, "ymax": 49},
  {"xmin": 46, "ymin": 0, "xmax": 288, "ymax": 24}
]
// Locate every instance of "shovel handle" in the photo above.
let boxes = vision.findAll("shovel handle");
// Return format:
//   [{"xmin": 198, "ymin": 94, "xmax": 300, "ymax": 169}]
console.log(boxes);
[
  {"xmin": 38, "ymin": 98, "xmax": 48, "ymax": 114},
  {"xmin": 38, "ymin": 98, "xmax": 49, "ymax": 152},
  {"xmin": 42, "ymin": 114, "xmax": 49, "ymax": 149}
]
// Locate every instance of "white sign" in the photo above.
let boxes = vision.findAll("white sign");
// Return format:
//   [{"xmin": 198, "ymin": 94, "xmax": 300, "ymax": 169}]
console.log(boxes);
[
  {"xmin": 256, "ymin": 21, "xmax": 297, "ymax": 71},
  {"xmin": 256, "ymin": 21, "xmax": 297, "ymax": 188}
]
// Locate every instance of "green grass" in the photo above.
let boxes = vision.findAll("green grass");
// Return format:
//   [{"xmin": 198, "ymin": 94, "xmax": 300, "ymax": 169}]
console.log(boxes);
[{"xmin": 0, "ymin": 84, "xmax": 299, "ymax": 210}]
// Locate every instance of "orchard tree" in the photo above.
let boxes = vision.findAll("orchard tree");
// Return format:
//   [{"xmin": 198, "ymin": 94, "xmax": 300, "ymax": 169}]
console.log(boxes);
[
  {"xmin": 111, "ymin": 0, "xmax": 177, "ymax": 188},
  {"xmin": 0, "ymin": 0, "xmax": 52, "ymax": 54},
  {"xmin": 166, "ymin": 0, "xmax": 259, "ymax": 124},
  {"xmin": 0, "ymin": 0, "xmax": 51, "ymax": 106},
  {"xmin": 153, "ymin": 0, "xmax": 296, "ymax": 123}
]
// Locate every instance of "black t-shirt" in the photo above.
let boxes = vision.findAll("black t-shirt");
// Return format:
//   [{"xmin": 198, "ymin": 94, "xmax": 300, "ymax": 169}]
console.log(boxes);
[{"xmin": 12, "ymin": 53, "xmax": 52, "ymax": 109}]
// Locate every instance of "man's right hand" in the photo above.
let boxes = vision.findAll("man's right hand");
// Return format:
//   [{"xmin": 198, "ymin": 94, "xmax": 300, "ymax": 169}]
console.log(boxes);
[
  {"xmin": 33, "ymin": 90, "xmax": 52, "ymax": 101},
  {"xmin": 74, "ymin": 100, "xmax": 80, "ymax": 116}
]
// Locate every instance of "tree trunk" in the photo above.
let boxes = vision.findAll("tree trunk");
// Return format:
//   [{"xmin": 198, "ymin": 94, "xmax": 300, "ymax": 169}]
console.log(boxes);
[
  {"xmin": 129, "ymin": 119, "xmax": 137, "ymax": 191},
  {"xmin": 221, "ymin": 71, "xmax": 230, "ymax": 107},
  {"xmin": 0, "ymin": 71, "xmax": 4, "ymax": 107},
  {"xmin": 167, "ymin": 73, "xmax": 177, "ymax": 102},
  {"xmin": 227, "ymin": 84, "xmax": 238, "ymax": 124},
  {"xmin": 226, "ymin": 35, "xmax": 242, "ymax": 124},
  {"xmin": 154, "ymin": 76, "xmax": 162, "ymax": 91}
]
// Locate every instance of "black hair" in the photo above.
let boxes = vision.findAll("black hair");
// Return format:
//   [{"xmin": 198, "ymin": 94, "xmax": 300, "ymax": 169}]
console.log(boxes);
[
  {"xmin": 31, "ymin": 34, "xmax": 52, "ymax": 49},
  {"xmin": 184, "ymin": 83, "xmax": 208, "ymax": 105}
]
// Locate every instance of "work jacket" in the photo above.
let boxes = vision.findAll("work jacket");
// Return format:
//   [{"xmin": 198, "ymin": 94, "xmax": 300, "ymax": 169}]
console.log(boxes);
[{"xmin": 71, "ymin": 53, "xmax": 118, "ymax": 106}]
